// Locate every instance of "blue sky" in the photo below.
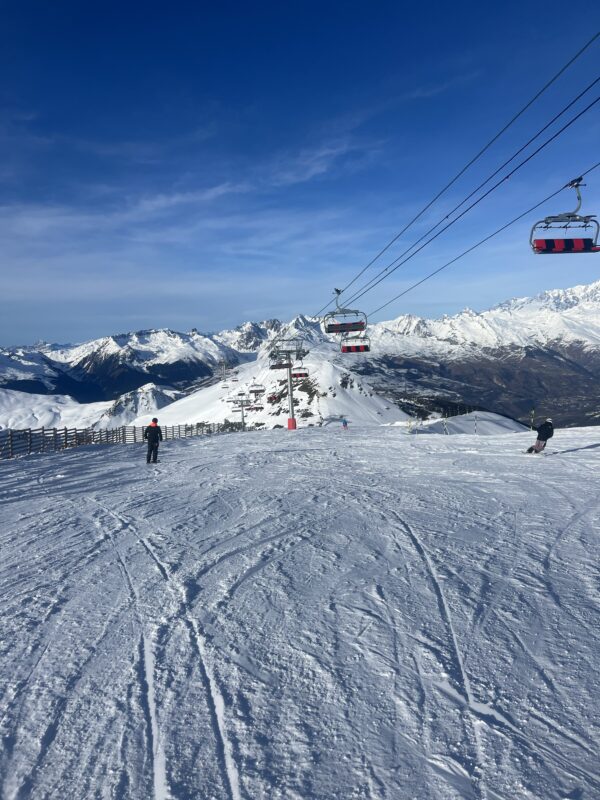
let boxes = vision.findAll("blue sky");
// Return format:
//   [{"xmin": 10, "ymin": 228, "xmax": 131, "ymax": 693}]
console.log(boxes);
[{"xmin": 1, "ymin": 1, "xmax": 599, "ymax": 345}]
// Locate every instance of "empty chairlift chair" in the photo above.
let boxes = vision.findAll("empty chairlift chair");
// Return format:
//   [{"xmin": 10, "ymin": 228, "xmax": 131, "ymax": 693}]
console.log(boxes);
[
  {"xmin": 530, "ymin": 177, "xmax": 600, "ymax": 254},
  {"xmin": 269, "ymin": 350, "xmax": 293, "ymax": 370},
  {"xmin": 280, "ymin": 338, "xmax": 309, "ymax": 361},
  {"xmin": 323, "ymin": 288, "xmax": 371, "ymax": 353},
  {"xmin": 291, "ymin": 368, "xmax": 309, "ymax": 379},
  {"xmin": 341, "ymin": 337, "xmax": 371, "ymax": 353}
]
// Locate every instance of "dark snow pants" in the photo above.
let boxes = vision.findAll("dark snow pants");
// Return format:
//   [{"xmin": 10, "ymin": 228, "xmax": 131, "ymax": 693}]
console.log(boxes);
[{"xmin": 146, "ymin": 442, "xmax": 159, "ymax": 463}]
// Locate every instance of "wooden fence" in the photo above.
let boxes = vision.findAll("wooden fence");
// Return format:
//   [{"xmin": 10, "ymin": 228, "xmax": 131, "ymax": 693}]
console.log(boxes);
[{"xmin": 0, "ymin": 421, "xmax": 244, "ymax": 461}]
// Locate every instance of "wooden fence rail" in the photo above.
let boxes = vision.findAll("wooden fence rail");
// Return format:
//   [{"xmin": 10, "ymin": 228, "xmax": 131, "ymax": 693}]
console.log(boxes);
[{"xmin": 0, "ymin": 421, "xmax": 244, "ymax": 461}]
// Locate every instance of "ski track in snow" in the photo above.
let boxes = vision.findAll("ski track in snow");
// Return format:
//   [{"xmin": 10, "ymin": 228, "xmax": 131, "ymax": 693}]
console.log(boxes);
[{"xmin": 1, "ymin": 426, "xmax": 600, "ymax": 799}]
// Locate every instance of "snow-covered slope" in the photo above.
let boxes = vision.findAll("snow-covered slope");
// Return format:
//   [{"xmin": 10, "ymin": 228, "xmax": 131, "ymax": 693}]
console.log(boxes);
[
  {"xmin": 0, "ymin": 383, "xmax": 181, "ymax": 430},
  {"xmin": 386, "ymin": 411, "xmax": 528, "ymax": 435},
  {"xmin": 2, "ymin": 424, "xmax": 599, "ymax": 798},
  {"xmin": 0, "ymin": 388, "xmax": 111, "ymax": 430},
  {"xmin": 95, "ymin": 383, "xmax": 182, "ymax": 428},
  {"xmin": 0, "ymin": 350, "xmax": 60, "ymax": 389},
  {"xmin": 134, "ymin": 342, "xmax": 409, "ymax": 428}
]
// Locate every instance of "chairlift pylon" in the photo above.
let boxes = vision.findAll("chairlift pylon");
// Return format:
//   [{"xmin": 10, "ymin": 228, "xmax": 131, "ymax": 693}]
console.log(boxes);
[{"xmin": 530, "ymin": 178, "xmax": 599, "ymax": 254}]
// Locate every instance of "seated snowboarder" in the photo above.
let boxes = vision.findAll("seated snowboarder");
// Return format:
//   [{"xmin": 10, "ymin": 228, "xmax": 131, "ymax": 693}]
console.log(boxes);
[
  {"xmin": 527, "ymin": 418, "xmax": 554, "ymax": 454},
  {"xmin": 144, "ymin": 417, "xmax": 163, "ymax": 463}
]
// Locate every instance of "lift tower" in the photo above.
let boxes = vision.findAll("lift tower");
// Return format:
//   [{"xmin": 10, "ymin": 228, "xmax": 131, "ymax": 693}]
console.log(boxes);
[{"xmin": 268, "ymin": 338, "xmax": 309, "ymax": 430}]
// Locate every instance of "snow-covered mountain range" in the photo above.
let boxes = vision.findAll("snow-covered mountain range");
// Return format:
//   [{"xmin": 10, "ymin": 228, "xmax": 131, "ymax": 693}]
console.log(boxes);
[
  {"xmin": 2, "ymin": 280, "xmax": 600, "ymax": 429},
  {"xmin": 0, "ymin": 322, "xmax": 282, "ymax": 401},
  {"xmin": 374, "ymin": 280, "xmax": 600, "ymax": 354}
]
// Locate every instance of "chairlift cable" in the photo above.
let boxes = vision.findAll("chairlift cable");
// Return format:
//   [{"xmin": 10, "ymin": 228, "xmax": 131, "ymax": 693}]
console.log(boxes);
[
  {"xmin": 312, "ymin": 30, "xmax": 600, "ymax": 316},
  {"xmin": 367, "ymin": 160, "xmax": 600, "ymax": 317},
  {"xmin": 344, "ymin": 93, "xmax": 600, "ymax": 307},
  {"xmin": 344, "ymin": 75, "xmax": 600, "ymax": 306}
]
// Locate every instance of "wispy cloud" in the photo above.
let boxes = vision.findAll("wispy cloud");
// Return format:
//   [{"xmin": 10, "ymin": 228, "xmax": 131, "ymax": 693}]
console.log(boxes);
[
  {"xmin": 403, "ymin": 70, "xmax": 480, "ymax": 100},
  {"xmin": 65, "ymin": 123, "xmax": 219, "ymax": 163},
  {"xmin": 265, "ymin": 138, "xmax": 363, "ymax": 186},
  {"xmin": 0, "ymin": 104, "xmax": 218, "ymax": 169},
  {"xmin": 123, "ymin": 182, "xmax": 251, "ymax": 216}
]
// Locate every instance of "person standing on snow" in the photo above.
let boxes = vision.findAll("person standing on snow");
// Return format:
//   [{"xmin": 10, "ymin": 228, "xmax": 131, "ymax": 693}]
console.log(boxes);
[
  {"xmin": 527, "ymin": 417, "xmax": 554, "ymax": 454},
  {"xmin": 341, "ymin": 417, "xmax": 348, "ymax": 430},
  {"xmin": 144, "ymin": 417, "xmax": 163, "ymax": 463}
]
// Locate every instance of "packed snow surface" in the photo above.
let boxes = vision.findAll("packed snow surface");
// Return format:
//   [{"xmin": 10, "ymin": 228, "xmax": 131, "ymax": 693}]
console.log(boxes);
[
  {"xmin": 1, "ymin": 425, "xmax": 599, "ymax": 799},
  {"xmin": 415, "ymin": 412, "xmax": 528, "ymax": 436}
]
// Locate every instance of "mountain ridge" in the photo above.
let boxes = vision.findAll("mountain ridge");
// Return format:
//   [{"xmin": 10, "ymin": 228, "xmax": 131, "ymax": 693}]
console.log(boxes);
[{"xmin": 2, "ymin": 280, "xmax": 600, "ymax": 427}]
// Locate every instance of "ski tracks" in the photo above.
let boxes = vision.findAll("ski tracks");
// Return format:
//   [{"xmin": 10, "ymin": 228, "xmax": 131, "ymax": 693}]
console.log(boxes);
[
  {"xmin": 388, "ymin": 508, "xmax": 488, "ymax": 800},
  {"xmin": 86, "ymin": 495, "xmax": 243, "ymax": 800},
  {"xmin": 87, "ymin": 500, "xmax": 170, "ymax": 800}
]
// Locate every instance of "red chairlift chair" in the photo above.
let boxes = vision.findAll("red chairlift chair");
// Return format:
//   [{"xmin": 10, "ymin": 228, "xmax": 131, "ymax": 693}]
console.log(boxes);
[{"xmin": 530, "ymin": 178, "xmax": 599, "ymax": 254}]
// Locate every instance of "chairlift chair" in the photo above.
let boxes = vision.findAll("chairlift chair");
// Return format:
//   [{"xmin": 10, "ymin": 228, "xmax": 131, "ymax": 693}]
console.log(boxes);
[
  {"xmin": 323, "ymin": 289, "xmax": 367, "ymax": 334},
  {"xmin": 278, "ymin": 338, "xmax": 309, "ymax": 361},
  {"xmin": 530, "ymin": 178, "xmax": 599, "ymax": 254},
  {"xmin": 269, "ymin": 350, "xmax": 293, "ymax": 370},
  {"xmin": 324, "ymin": 289, "xmax": 371, "ymax": 353},
  {"xmin": 291, "ymin": 369, "xmax": 309, "ymax": 379},
  {"xmin": 341, "ymin": 337, "xmax": 371, "ymax": 353}
]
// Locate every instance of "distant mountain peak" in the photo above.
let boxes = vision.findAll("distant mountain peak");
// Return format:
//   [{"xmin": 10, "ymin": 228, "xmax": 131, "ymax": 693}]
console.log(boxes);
[{"xmin": 493, "ymin": 279, "xmax": 600, "ymax": 313}]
